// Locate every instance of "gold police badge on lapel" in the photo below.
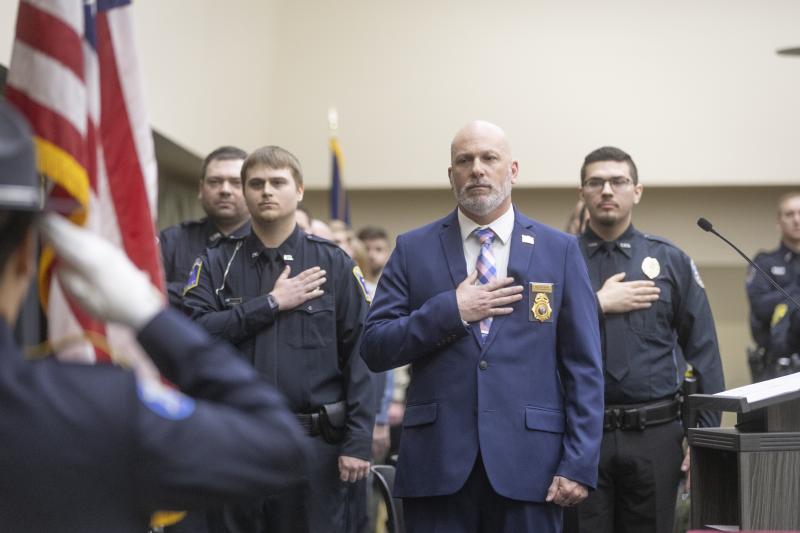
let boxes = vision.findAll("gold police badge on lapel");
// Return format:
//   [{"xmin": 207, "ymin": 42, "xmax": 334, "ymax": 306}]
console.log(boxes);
[{"xmin": 529, "ymin": 282, "xmax": 553, "ymax": 323}]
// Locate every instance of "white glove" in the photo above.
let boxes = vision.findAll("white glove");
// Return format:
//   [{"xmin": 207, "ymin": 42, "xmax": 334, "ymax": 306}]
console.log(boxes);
[{"xmin": 41, "ymin": 214, "xmax": 165, "ymax": 331}]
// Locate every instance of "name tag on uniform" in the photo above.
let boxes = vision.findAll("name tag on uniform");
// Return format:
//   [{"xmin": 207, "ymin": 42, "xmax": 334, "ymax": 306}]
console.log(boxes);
[{"xmin": 529, "ymin": 282, "xmax": 553, "ymax": 323}]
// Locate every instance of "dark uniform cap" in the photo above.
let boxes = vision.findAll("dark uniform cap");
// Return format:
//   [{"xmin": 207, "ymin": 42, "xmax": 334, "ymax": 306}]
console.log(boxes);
[{"xmin": 0, "ymin": 100, "xmax": 41, "ymax": 211}]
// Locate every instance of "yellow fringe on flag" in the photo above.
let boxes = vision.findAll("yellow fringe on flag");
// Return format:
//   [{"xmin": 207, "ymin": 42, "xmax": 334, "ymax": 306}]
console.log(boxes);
[{"xmin": 33, "ymin": 136, "xmax": 90, "ymax": 310}]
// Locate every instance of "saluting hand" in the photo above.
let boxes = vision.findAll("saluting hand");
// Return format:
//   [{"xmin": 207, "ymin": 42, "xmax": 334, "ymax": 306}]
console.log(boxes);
[
  {"xmin": 456, "ymin": 270, "xmax": 523, "ymax": 324},
  {"xmin": 269, "ymin": 265, "xmax": 326, "ymax": 311},
  {"xmin": 597, "ymin": 272, "xmax": 660, "ymax": 314},
  {"xmin": 338, "ymin": 455, "xmax": 370, "ymax": 483},
  {"xmin": 545, "ymin": 475, "xmax": 588, "ymax": 507}
]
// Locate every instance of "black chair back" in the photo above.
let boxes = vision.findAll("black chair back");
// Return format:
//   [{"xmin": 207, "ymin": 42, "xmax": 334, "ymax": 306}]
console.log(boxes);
[{"xmin": 371, "ymin": 464, "xmax": 405, "ymax": 533}]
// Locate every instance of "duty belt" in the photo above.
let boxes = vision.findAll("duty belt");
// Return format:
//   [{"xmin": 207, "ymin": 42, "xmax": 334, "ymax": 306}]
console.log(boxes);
[
  {"xmin": 295, "ymin": 412, "xmax": 321, "ymax": 436},
  {"xmin": 603, "ymin": 396, "xmax": 680, "ymax": 431}
]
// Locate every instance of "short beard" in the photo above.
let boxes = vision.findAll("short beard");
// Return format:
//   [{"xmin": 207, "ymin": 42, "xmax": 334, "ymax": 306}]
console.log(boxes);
[{"xmin": 454, "ymin": 179, "xmax": 512, "ymax": 216}]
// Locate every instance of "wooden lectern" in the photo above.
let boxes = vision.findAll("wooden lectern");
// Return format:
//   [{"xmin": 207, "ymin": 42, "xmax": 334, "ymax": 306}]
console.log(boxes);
[{"xmin": 688, "ymin": 372, "xmax": 800, "ymax": 531}]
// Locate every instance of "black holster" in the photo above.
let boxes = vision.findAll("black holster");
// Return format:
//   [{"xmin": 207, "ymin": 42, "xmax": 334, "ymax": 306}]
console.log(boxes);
[
  {"xmin": 318, "ymin": 400, "xmax": 347, "ymax": 444},
  {"xmin": 680, "ymin": 375, "xmax": 698, "ymax": 433}
]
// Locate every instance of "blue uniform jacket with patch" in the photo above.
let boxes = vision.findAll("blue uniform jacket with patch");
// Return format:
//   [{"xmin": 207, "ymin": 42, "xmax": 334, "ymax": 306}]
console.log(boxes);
[
  {"xmin": 579, "ymin": 224, "xmax": 725, "ymax": 427},
  {"xmin": 183, "ymin": 226, "xmax": 375, "ymax": 460},
  {"xmin": 746, "ymin": 242, "xmax": 800, "ymax": 352},
  {"xmin": 0, "ymin": 309, "xmax": 308, "ymax": 533},
  {"xmin": 159, "ymin": 217, "xmax": 250, "ymax": 308}
]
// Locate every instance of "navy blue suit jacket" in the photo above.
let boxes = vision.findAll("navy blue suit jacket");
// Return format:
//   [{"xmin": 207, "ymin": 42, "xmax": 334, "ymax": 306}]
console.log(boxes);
[{"xmin": 361, "ymin": 208, "xmax": 604, "ymax": 502}]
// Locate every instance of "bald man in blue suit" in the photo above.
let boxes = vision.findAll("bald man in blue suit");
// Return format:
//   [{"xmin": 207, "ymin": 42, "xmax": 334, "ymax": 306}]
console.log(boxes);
[{"xmin": 361, "ymin": 121, "xmax": 604, "ymax": 533}]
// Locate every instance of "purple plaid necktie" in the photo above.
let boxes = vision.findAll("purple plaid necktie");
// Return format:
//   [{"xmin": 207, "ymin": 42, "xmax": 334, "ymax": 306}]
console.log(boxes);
[{"xmin": 474, "ymin": 227, "xmax": 497, "ymax": 342}]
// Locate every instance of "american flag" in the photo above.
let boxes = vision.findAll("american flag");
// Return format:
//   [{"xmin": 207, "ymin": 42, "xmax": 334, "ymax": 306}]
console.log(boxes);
[{"xmin": 5, "ymin": 0, "xmax": 164, "ymax": 371}]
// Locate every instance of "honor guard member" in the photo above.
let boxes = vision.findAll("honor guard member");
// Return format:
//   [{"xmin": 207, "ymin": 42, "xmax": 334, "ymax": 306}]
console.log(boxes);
[
  {"xmin": 159, "ymin": 146, "xmax": 250, "ymax": 308},
  {"xmin": 745, "ymin": 192, "xmax": 800, "ymax": 380},
  {"xmin": 573, "ymin": 146, "xmax": 725, "ymax": 533},
  {"xmin": 183, "ymin": 145, "xmax": 375, "ymax": 533},
  {"xmin": 0, "ymin": 101, "xmax": 308, "ymax": 533}
]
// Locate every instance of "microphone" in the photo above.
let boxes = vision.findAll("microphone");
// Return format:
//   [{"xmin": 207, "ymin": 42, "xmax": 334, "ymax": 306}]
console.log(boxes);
[{"xmin": 696, "ymin": 217, "xmax": 800, "ymax": 311}]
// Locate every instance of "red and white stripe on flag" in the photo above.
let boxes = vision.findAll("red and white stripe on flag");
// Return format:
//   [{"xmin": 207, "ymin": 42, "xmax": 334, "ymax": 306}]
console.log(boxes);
[{"xmin": 6, "ymin": 0, "xmax": 164, "ymax": 371}]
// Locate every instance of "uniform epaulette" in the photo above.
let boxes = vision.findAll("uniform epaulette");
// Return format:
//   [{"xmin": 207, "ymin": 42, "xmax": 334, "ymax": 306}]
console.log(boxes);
[
  {"xmin": 643, "ymin": 233, "xmax": 677, "ymax": 248},
  {"xmin": 180, "ymin": 218, "xmax": 206, "ymax": 228},
  {"xmin": 305, "ymin": 233, "xmax": 339, "ymax": 247}
]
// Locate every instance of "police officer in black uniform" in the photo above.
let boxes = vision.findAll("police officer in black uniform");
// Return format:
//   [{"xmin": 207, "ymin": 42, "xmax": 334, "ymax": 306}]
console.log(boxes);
[
  {"xmin": 183, "ymin": 145, "xmax": 375, "ymax": 533},
  {"xmin": 0, "ymin": 101, "xmax": 309, "ymax": 533},
  {"xmin": 573, "ymin": 146, "xmax": 725, "ymax": 533},
  {"xmin": 160, "ymin": 146, "xmax": 251, "ymax": 308},
  {"xmin": 745, "ymin": 192, "xmax": 800, "ymax": 380}
]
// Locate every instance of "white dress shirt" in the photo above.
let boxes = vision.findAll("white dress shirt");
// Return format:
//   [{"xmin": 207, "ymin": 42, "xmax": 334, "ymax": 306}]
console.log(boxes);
[{"xmin": 458, "ymin": 204, "xmax": 514, "ymax": 281}]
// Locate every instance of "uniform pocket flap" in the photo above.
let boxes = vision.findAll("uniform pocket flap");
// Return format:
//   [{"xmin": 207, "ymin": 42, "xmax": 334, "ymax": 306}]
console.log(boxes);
[
  {"xmin": 403, "ymin": 402, "xmax": 438, "ymax": 427},
  {"xmin": 525, "ymin": 406, "xmax": 565, "ymax": 434},
  {"xmin": 295, "ymin": 295, "xmax": 334, "ymax": 315}
]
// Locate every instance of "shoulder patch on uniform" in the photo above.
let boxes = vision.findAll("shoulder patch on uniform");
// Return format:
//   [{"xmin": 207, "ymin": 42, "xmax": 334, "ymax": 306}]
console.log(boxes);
[
  {"xmin": 771, "ymin": 303, "xmax": 789, "ymax": 327},
  {"xmin": 690, "ymin": 259, "xmax": 705, "ymax": 289},
  {"xmin": 352, "ymin": 265, "xmax": 372, "ymax": 303},
  {"xmin": 182, "ymin": 258, "xmax": 203, "ymax": 295},
  {"xmin": 137, "ymin": 379, "xmax": 195, "ymax": 420}
]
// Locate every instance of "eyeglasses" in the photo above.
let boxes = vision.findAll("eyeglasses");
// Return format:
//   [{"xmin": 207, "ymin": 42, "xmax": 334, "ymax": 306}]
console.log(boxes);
[{"xmin": 582, "ymin": 177, "xmax": 633, "ymax": 192}]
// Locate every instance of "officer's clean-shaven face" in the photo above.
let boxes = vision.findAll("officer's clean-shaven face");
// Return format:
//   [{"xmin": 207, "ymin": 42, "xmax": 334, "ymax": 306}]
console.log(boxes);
[
  {"xmin": 243, "ymin": 164, "xmax": 304, "ymax": 226},
  {"xmin": 778, "ymin": 194, "xmax": 800, "ymax": 246}
]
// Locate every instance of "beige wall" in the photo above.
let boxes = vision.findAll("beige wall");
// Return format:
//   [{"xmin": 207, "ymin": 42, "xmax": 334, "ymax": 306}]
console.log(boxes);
[
  {"xmin": 132, "ymin": 0, "xmax": 800, "ymax": 190},
  {"xmin": 4, "ymin": 2, "xmax": 800, "ymax": 191}
]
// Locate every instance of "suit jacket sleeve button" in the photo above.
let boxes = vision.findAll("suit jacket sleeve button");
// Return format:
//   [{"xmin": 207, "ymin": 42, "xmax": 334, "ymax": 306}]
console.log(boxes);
[{"xmin": 479, "ymin": 360, "xmax": 488, "ymax": 370}]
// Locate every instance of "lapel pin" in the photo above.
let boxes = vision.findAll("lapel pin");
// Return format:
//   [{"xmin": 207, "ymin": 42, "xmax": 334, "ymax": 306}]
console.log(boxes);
[
  {"xmin": 283, "ymin": 254, "xmax": 294, "ymax": 261},
  {"xmin": 521, "ymin": 234, "xmax": 534, "ymax": 245}
]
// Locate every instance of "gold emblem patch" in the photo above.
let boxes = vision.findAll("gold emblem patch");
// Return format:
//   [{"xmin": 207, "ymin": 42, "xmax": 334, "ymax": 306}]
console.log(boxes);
[
  {"xmin": 532, "ymin": 293, "xmax": 552, "ymax": 322},
  {"xmin": 352, "ymin": 266, "xmax": 372, "ymax": 304},
  {"xmin": 529, "ymin": 282, "xmax": 554, "ymax": 322}
]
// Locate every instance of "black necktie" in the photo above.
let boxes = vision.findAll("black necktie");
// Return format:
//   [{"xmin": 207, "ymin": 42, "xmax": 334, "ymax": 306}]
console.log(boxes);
[
  {"xmin": 262, "ymin": 249, "xmax": 283, "ymax": 292},
  {"xmin": 600, "ymin": 242, "xmax": 629, "ymax": 381}
]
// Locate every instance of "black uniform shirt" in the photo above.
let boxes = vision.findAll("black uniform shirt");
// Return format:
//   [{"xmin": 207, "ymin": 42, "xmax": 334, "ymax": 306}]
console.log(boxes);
[
  {"xmin": 159, "ymin": 217, "xmax": 250, "ymax": 308},
  {"xmin": 578, "ymin": 224, "xmax": 725, "ymax": 426},
  {"xmin": 0, "ymin": 309, "xmax": 308, "ymax": 533},
  {"xmin": 746, "ymin": 242, "xmax": 800, "ymax": 349},
  {"xmin": 183, "ymin": 226, "xmax": 375, "ymax": 460}
]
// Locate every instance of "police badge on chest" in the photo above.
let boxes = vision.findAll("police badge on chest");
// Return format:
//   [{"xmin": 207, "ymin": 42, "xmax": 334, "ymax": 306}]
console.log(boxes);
[{"xmin": 529, "ymin": 282, "xmax": 554, "ymax": 323}]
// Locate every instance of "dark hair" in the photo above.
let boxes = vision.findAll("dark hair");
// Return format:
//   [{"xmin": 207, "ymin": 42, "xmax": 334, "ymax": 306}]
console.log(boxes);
[
  {"xmin": 0, "ymin": 209, "xmax": 40, "ymax": 273},
  {"xmin": 241, "ymin": 146, "xmax": 303, "ymax": 188},
  {"xmin": 201, "ymin": 146, "xmax": 247, "ymax": 180},
  {"xmin": 580, "ymin": 146, "xmax": 638, "ymax": 185},
  {"xmin": 357, "ymin": 226, "xmax": 388, "ymax": 242}
]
